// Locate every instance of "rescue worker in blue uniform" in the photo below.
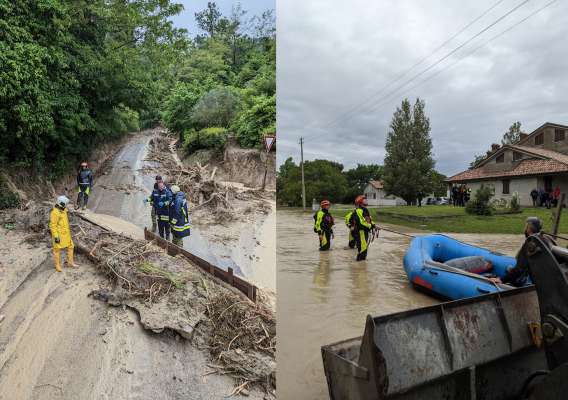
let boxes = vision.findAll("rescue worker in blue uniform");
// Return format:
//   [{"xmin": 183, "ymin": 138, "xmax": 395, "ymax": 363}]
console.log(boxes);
[
  {"xmin": 145, "ymin": 175, "xmax": 163, "ymax": 233},
  {"xmin": 76, "ymin": 162, "xmax": 94, "ymax": 210},
  {"xmin": 314, "ymin": 199, "xmax": 334, "ymax": 251},
  {"xmin": 351, "ymin": 195, "xmax": 376, "ymax": 261},
  {"xmin": 149, "ymin": 180, "xmax": 172, "ymax": 240},
  {"xmin": 169, "ymin": 185, "xmax": 191, "ymax": 247}
]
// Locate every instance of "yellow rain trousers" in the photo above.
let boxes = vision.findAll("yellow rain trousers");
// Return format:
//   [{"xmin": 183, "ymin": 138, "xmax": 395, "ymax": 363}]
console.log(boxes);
[{"xmin": 49, "ymin": 206, "xmax": 75, "ymax": 272}]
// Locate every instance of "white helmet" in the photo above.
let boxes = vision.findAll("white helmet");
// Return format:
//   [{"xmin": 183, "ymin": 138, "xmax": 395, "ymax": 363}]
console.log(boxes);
[
  {"xmin": 57, "ymin": 195, "xmax": 70, "ymax": 207},
  {"xmin": 171, "ymin": 185, "xmax": 180, "ymax": 194}
]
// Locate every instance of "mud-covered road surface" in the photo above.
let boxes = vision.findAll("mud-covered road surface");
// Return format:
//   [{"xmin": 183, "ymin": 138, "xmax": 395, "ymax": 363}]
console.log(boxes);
[
  {"xmin": 88, "ymin": 132, "xmax": 275, "ymax": 291},
  {"xmin": 0, "ymin": 130, "xmax": 272, "ymax": 399},
  {"xmin": 276, "ymin": 208, "xmax": 525, "ymax": 400}
]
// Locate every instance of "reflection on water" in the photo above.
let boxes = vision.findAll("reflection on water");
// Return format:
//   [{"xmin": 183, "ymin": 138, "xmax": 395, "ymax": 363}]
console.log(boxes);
[{"xmin": 276, "ymin": 208, "xmax": 524, "ymax": 400}]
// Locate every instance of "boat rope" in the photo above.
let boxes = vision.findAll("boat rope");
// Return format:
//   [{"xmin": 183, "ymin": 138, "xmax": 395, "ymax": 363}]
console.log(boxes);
[{"xmin": 377, "ymin": 226, "xmax": 416, "ymax": 239}]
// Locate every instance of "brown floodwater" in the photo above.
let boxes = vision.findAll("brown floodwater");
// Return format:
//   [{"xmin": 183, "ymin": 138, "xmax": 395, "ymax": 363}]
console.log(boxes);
[{"xmin": 276, "ymin": 208, "xmax": 525, "ymax": 400}]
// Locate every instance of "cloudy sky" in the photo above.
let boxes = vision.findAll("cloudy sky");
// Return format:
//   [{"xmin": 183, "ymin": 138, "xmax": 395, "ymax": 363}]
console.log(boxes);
[
  {"xmin": 171, "ymin": 0, "xmax": 273, "ymax": 34},
  {"xmin": 277, "ymin": 0, "xmax": 568, "ymax": 176}
]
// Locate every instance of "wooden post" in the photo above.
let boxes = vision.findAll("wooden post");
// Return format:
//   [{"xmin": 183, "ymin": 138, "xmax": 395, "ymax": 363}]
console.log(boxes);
[
  {"xmin": 228, "ymin": 267, "xmax": 234, "ymax": 285},
  {"xmin": 552, "ymin": 193, "xmax": 565, "ymax": 236}
]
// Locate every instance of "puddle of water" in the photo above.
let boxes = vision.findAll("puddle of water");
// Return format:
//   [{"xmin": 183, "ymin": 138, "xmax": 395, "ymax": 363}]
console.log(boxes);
[{"xmin": 276, "ymin": 208, "xmax": 525, "ymax": 400}]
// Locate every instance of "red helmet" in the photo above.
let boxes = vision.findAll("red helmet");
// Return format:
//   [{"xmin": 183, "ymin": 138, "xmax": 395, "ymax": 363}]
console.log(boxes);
[
  {"xmin": 320, "ymin": 199, "xmax": 331, "ymax": 207},
  {"xmin": 355, "ymin": 195, "xmax": 367, "ymax": 206}
]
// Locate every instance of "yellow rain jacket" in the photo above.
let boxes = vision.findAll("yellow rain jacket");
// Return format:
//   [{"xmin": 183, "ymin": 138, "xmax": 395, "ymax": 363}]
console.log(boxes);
[{"xmin": 49, "ymin": 205, "xmax": 72, "ymax": 249}]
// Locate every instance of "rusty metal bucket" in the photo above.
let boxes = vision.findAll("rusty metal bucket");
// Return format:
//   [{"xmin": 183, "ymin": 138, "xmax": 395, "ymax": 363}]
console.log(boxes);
[{"xmin": 322, "ymin": 286, "xmax": 547, "ymax": 400}]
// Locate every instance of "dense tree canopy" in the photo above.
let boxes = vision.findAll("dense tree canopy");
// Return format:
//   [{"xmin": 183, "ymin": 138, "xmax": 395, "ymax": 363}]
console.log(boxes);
[
  {"xmin": 0, "ymin": 0, "xmax": 187, "ymax": 177},
  {"xmin": 1, "ymin": 1, "xmax": 275, "ymax": 178},
  {"xmin": 162, "ymin": 3, "xmax": 276, "ymax": 151}
]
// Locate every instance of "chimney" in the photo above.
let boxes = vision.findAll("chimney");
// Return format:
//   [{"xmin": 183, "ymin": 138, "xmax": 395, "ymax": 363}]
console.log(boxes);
[
  {"xmin": 491, "ymin": 143, "xmax": 500, "ymax": 152},
  {"xmin": 519, "ymin": 133, "xmax": 529, "ymax": 142}
]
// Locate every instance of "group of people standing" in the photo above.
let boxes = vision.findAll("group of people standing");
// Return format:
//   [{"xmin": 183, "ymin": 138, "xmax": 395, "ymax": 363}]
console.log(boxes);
[
  {"xmin": 530, "ymin": 186, "xmax": 561, "ymax": 209},
  {"xmin": 313, "ymin": 195, "xmax": 379, "ymax": 261},
  {"xmin": 450, "ymin": 184, "xmax": 471, "ymax": 207},
  {"xmin": 145, "ymin": 175, "xmax": 192, "ymax": 246},
  {"xmin": 48, "ymin": 164, "xmax": 192, "ymax": 273}
]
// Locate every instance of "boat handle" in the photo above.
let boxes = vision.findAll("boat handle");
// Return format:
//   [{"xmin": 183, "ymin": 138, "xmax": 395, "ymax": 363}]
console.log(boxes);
[
  {"xmin": 476, "ymin": 287, "xmax": 491, "ymax": 294},
  {"xmin": 428, "ymin": 270, "xmax": 438, "ymax": 275}
]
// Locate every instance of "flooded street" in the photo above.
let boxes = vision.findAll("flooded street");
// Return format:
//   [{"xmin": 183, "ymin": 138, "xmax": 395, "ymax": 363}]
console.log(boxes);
[{"xmin": 276, "ymin": 208, "xmax": 525, "ymax": 400}]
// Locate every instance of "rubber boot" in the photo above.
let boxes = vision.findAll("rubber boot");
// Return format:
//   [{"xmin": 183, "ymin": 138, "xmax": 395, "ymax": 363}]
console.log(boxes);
[
  {"xmin": 53, "ymin": 248, "xmax": 62, "ymax": 272},
  {"xmin": 65, "ymin": 246, "xmax": 79, "ymax": 268}
]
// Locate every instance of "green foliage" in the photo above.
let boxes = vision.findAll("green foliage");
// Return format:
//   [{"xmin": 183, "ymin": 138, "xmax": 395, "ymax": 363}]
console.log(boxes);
[
  {"xmin": 509, "ymin": 192, "xmax": 521, "ymax": 213},
  {"xmin": 431, "ymin": 171, "xmax": 448, "ymax": 197},
  {"xmin": 232, "ymin": 94, "xmax": 275, "ymax": 148},
  {"xmin": 192, "ymin": 88, "xmax": 241, "ymax": 128},
  {"xmin": 465, "ymin": 184, "xmax": 494, "ymax": 216},
  {"xmin": 162, "ymin": 2, "xmax": 275, "ymax": 150},
  {"xmin": 470, "ymin": 153, "xmax": 487, "ymax": 168},
  {"xmin": 0, "ymin": 0, "xmax": 187, "ymax": 176},
  {"xmin": 183, "ymin": 127, "xmax": 229, "ymax": 153},
  {"xmin": 343, "ymin": 164, "xmax": 383, "ymax": 203},
  {"xmin": 383, "ymin": 98, "xmax": 435, "ymax": 205},
  {"xmin": 277, "ymin": 158, "xmax": 348, "ymax": 206},
  {"xmin": 0, "ymin": 176, "xmax": 19, "ymax": 209}
]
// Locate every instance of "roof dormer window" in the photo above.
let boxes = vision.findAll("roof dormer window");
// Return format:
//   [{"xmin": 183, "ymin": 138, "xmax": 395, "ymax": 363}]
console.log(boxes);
[
  {"xmin": 555, "ymin": 129, "xmax": 565, "ymax": 142},
  {"xmin": 496, "ymin": 153, "xmax": 505, "ymax": 163},
  {"xmin": 513, "ymin": 151, "xmax": 522, "ymax": 161},
  {"xmin": 535, "ymin": 133, "xmax": 544, "ymax": 145}
]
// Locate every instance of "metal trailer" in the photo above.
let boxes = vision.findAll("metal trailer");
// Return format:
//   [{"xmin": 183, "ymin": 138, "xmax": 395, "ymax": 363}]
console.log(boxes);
[{"xmin": 322, "ymin": 235, "xmax": 568, "ymax": 400}]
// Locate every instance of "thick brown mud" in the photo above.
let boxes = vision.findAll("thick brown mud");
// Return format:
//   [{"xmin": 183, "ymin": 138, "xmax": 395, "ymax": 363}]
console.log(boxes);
[{"xmin": 276, "ymin": 208, "xmax": 524, "ymax": 400}]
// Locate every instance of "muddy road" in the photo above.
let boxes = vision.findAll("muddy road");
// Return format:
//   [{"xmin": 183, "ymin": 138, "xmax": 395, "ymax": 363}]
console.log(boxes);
[
  {"xmin": 276, "ymin": 208, "xmax": 525, "ymax": 400},
  {"xmin": 0, "ymin": 130, "xmax": 274, "ymax": 399},
  {"xmin": 88, "ymin": 132, "xmax": 275, "ymax": 291}
]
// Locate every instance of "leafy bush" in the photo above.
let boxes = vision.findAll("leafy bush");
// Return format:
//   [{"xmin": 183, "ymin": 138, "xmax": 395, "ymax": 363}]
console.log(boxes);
[
  {"xmin": 0, "ymin": 176, "xmax": 20, "ymax": 209},
  {"xmin": 191, "ymin": 87, "xmax": 241, "ymax": 128},
  {"xmin": 466, "ymin": 184, "xmax": 494, "ymax": 216},
  {"xmin": 184, "ymin": 127, "xmax": 229, "ymax": 153},
  {"xmin": 232, "ymin": 94, "xmax": 275, "ymax": 148},
  {"xmin": 509, "ymin": 192, "xmax": 521, "ymax": 212}
]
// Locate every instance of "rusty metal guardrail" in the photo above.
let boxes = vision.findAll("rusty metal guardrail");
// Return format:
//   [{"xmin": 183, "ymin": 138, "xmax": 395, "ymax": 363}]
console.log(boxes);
[{"xmin": 143, "ymin": 228, "xmax": 257, "ymax": 302}]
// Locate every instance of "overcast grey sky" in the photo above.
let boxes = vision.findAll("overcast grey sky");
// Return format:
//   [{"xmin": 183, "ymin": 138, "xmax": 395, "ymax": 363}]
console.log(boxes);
[
  {"xmin": 171, "ymin": 0, "xmax": 274, "ymax": 34},
  {"xmin": 277, "ymin": 0, "xmax": 568, "ymax": 176}
]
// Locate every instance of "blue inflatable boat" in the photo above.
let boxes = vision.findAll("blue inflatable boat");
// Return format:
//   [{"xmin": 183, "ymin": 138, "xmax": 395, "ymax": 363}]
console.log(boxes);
[{"xmin": 403, "ymin": 234, "xmax": 522, "ymax": 300}]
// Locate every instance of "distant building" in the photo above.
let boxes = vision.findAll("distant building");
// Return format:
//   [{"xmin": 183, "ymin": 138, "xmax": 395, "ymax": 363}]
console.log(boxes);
[
  {"xmin": 447, "ymin": 122, "xmax": 568, "ymax": 206},
  {"xmin": 364, "ymin": 180, "xmax": 406, "ymax": 206}
]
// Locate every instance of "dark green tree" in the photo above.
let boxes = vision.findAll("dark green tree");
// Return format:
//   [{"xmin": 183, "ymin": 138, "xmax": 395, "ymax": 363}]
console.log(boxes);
[
  {"xmin": 195, "ymin": 2, "xmax": 222, "ymax": 37},
  {"xmin": 430, "ymin": 171, "xmax": 448, "ymax": 197},
  {"xmin": 383, "ymin": 98, "xmax": 435, "ymax": 205}
]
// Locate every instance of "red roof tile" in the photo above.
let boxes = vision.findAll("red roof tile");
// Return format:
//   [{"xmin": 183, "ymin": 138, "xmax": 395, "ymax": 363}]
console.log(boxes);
[{"xmin": 448, "ymin": 158, "xmax": 568, "ymax": 182}]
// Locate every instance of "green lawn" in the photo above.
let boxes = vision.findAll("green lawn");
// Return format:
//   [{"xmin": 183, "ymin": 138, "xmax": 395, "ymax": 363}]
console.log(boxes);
[{"xmin": 327, "ymin": 205, "xmax": 568, "ymax": 235}]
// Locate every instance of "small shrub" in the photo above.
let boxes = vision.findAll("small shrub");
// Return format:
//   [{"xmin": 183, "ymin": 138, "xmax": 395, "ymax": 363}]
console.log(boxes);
[
  {"xmin": 0, "ymin": 176, "xmax": 20, "ymax": 209},
  {"xmin": 509, "ymin": 192, "xmax": 521, "ymax": 213},
  {"xmin": 465, "ymin": 184, "xmax": 494, "ymax": 216},
  {"xmin": 183, "ymin": 127, "xmax": 229, "ymax": 154}
]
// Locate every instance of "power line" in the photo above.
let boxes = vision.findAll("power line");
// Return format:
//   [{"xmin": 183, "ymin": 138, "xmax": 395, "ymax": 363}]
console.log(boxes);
[
  {"xmin": 304, "ymin": 0, "xmax": 532, "ymax": 144},
  {"xmin": 346, "ymin": 0, "xmax": 559, "ymax": 119},
  {"xmin": 316, "ymin": 0, "xmax": 508, "ymax": 131}
]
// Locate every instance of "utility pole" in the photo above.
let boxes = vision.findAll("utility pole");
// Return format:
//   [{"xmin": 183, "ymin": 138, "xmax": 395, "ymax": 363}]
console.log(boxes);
[{"xmin": 300, "ymin": 137, "xmax": 306, "ymax": 211}]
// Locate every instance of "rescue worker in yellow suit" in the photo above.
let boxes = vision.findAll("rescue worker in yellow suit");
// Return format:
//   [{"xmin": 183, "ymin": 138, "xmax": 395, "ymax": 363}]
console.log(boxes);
[
  {"xmin": 351, "ymin": 195, "xmax": 377, "ymax": 261},
  {"xmin": 314, "ymin": 200, "xmax": 334, "ymax": 251},
  {"xmin": 345, "ymin": 209, "xmax": 356, "ymax": 248},
  {"xmin": 49, "ymin": 195, "xmax": 79, "ymax": 272}
]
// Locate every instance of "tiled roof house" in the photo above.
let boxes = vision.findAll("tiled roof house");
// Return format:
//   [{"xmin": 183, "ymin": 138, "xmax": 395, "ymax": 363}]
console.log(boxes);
[{"xmin": 447, "ymin": 122, "xmax": 568, "ymax": 206}]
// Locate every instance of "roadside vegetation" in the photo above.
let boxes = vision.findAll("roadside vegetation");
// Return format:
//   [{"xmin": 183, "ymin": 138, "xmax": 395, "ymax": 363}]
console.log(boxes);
[
  {"xmin": 162, "ymin": 3, "xmax": 276, "ymax": 153},
  {"xmin": 322, "ymin": 205, "xmax": 568, "ymax": 235}
]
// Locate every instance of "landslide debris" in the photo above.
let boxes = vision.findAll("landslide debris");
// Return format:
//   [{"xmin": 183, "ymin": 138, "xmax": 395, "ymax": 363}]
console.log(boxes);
[{"xmin": 0, "ymin": 202, "xmax": 276, "ymax": 396}]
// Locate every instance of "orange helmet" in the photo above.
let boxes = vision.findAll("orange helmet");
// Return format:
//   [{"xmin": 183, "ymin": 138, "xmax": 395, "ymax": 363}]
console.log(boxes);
[
  {"xmin": 355, "ymin": 195, "xmax": 367, "ymax": 206},
  {"xmin": 320, "ymin": 199, "xmax": 331, "ymax": 207}
]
